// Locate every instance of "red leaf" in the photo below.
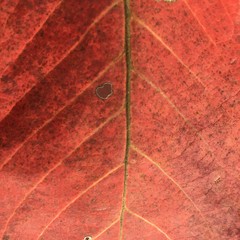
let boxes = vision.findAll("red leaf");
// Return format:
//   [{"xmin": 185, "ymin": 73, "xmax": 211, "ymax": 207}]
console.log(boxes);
[{"xmin": 0, "ymin": 0, "xmax": 239, "ymax": 239}]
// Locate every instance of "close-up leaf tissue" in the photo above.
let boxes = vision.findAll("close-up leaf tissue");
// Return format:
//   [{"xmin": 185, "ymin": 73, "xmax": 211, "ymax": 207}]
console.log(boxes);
[{"xmin": 0, "ymin": 0, "xmax": 239, "ymax": 239}]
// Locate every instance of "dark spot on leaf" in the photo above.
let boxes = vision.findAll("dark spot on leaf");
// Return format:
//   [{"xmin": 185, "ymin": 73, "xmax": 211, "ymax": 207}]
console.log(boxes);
[
  {"xmin": 236, "ymin": 35, "xmax": 240, "ymax": 43},
  {"xmin": 84, "ymin": 236, "xmax": 92, "ymax": 240},
  {"xmin": 96, "ymin": 82, "xmax": 113, "ymax": 100},
  {"xmin": 1, "ymin": 75, "xmax": 11, "ymax": 83}
]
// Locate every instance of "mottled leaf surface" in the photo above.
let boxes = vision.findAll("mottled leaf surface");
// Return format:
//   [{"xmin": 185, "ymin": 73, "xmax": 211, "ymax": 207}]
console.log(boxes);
[{"xmin": 0, "ymin": 0, "xmax": 239, "ymax": 239}]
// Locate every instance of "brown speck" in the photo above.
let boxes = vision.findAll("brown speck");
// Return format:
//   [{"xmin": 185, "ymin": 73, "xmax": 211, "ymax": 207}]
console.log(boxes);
[
  {"xmin": 84, "ymin": 236, "xmax": 92, "ymax": 240},
  {"xmin": 214, "ymin": 176, "xmax": 221, "ymax": 184}
]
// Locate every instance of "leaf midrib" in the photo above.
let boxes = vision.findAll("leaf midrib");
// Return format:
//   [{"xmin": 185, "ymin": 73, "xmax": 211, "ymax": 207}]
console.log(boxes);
[{"xmin": 119, "ymin": 0, "xmax": 132, "ymax": 238}]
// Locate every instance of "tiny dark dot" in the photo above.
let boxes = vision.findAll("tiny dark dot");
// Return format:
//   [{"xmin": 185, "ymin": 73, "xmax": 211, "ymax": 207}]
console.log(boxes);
[{"xmin": 84, "ymin": 236, "xmax": 92, "ymax": 240}]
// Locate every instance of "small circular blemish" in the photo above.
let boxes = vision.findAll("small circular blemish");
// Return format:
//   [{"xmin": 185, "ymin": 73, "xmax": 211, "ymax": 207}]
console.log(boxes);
[
  {"xmin": 84, "ymin": 236, "xmax": 92, "ymax": 240},
  {"xmin": 96, "ymin": 82, "xmax": 113, "ymax": 100}
]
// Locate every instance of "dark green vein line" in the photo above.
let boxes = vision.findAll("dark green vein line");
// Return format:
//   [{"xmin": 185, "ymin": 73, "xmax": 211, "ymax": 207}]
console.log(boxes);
[{"xmin": 119, "ymin": 0, "xmax": 132, "ymax": 238}]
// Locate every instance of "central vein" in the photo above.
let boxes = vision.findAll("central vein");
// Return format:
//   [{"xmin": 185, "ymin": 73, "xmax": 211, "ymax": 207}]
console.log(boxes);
[{"xmin": 119, "ymin": 0, "xmax": 132, "ymax": 238}]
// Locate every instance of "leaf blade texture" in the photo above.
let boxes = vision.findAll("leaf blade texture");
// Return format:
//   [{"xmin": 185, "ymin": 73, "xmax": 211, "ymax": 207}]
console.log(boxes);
[{"xmin": 0, "ymin": 0, "xmax": 239, "ymax": 239}]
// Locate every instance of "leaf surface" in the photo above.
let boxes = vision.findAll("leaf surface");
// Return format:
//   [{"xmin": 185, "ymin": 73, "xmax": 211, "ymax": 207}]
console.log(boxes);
[{"xmin": 0, "ymin": 0, "xmax": 239, "ymax": 239}]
